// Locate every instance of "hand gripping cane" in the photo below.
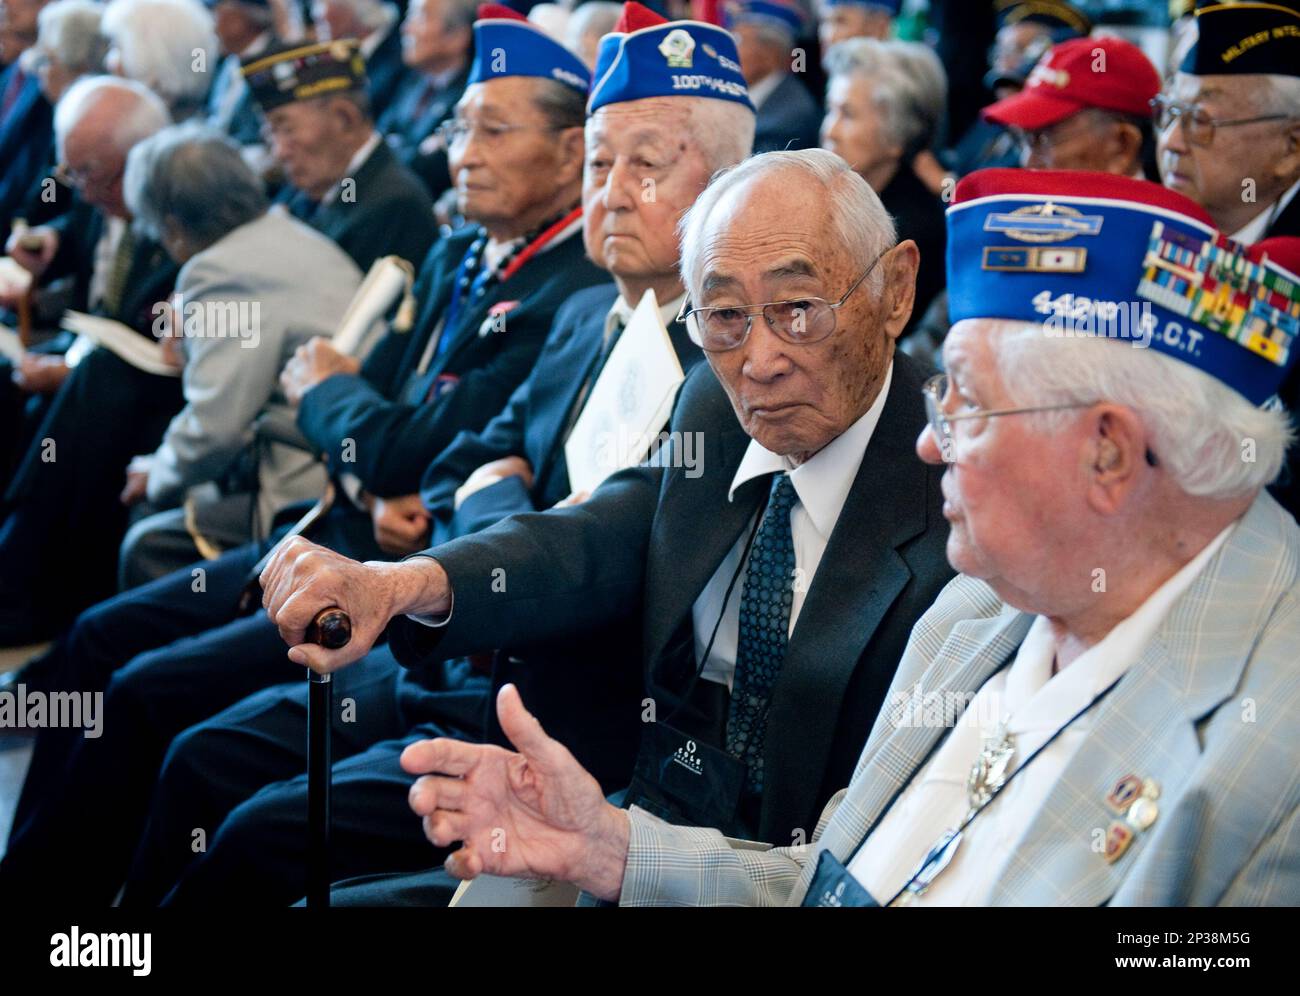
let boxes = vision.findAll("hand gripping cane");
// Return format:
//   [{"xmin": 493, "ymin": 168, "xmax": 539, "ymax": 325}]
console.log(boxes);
[{"xmin": 304, "ymin": 608, "xmax": 352, "ymax": 909}]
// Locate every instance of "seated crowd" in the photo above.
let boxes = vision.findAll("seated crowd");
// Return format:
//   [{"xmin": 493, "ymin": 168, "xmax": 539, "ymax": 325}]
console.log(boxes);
[{"xmin": 0, "ymin": 0, "xmax": 1296, "ymax": 907}]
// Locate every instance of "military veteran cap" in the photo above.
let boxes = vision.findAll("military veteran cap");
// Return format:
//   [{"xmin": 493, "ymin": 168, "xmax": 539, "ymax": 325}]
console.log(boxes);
[
  {"xmin": 242, "ymin": 39, "xmax": 368, "ymax": 112},
  {"xmin": 947, "ymin": 168, "xmax": 1300, "ymax": 405},
  {"xmin": 588, "ymin": 1, "xmax": 755, "ymax": 114},
  {"xmin": 820, "ymin": 0, "xmax": 902, "ymax": 14},
  {"xmin": 723, "ymin": 0, "xmax": 805, "ymax": 37},
  {"xmin": 983, "ymin": 36, "xmax": 1162, "ymax": 130},
  {"xmin": 994, "ymin": 0, "xmax": 1093, "ymax": 36},
  {"xmin": 469, "ymin": 4, "xmax": 591, "ymax": 94},
  {"xmin": 1180, "ymin": 1, "xmax": 1300, "ymax": 77}
]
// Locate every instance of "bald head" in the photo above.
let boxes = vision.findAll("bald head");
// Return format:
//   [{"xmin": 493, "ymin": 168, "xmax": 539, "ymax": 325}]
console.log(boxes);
[{"xmin": 55, "ymin": 75, "xmax": 171, "ymax": 216}]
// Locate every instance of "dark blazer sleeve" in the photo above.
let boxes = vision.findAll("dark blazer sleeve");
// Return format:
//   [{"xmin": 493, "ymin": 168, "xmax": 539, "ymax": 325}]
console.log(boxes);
[{"xmin": 389, "ymin": 459, "xmax": 660, "ymax": 667}]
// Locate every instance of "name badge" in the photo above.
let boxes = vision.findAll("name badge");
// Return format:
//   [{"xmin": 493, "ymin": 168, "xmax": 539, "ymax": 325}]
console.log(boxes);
[{"xmin": 802, "ymin": 850, "xmax": 880, "ymax": 908}]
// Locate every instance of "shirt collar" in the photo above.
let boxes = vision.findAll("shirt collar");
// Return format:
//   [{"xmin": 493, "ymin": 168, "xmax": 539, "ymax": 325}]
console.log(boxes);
[
  {"xmin": 360, "ymin": 8, "xmax": 398, "ymax": 59},
  {"xmin": 1231, "ymin": 176, "xmax": 1300, "ymax": 244},
  {"xmin": 321, "ymin": 131, "xmax": 382, "ymax": 205},
  {"xmin": 727, "ymin": 359, "xmax": 895, "ymax": 541},
  {"xmin": 604, "ymin": 289, "xmax": 686, "ymax": 341},
  {"xmin": 747, "ymin": 70, "xmax": 785, "ymax": 110}
]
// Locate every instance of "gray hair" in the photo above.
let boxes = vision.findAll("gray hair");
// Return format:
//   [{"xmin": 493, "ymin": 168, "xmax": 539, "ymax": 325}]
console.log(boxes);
[
  {"xmin": 824, "ymin": 37, "xmax": 948, "ymax": 153},
  {"xmin": 438, "ymin": 0, "xmax": 478, "ymax": 32},
  {"xmin": 322, "ymin": 0, "xmax": 393, "ymax": 32},
  {"xmin": 737, "ymin": 16, "xmax": 794, "ymax": 52},
  {"xmin": 124, "ymin": 122, "xmax": 268, "ymax": 245},
  {"xmin": 101, "ymin": 0, "xmax": 218, "ymax": 110},
  {"xmin": 565, "ymin": 1, "xmax": 619, "ymax": 49},
  {"xmin": 36, "ymin": 0, "xmax": 109, "ymax": 77},
  {"xmin": 991, "ymin": 319, "xmax": 1293, "ymax": 500},
  {"xmin": 1253, "ymin": 74, "xmax": 1300, "ymax": 120},
  {"xmin": 682, "ymin": 96, "xmax": 757, "ymax": 173},
  {"xmin": 54, "ymin": 73, "xmax": 172, "ymax": 159},
  {"xmin": 679, "ymin": 148, "xmax": 897, "ymax": 303}
]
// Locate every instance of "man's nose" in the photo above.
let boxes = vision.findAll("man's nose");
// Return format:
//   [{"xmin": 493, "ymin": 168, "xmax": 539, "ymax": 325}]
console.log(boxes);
[
  {"xmin": 741, "ymin": 313, "xmax": 794, "ymax": 381},
  {"xmin": 600, "ymin": 158, "xmax": 638, "ymax": 211},
  {"xmin": 916, "ymin": 423, "xmax": 944, "ymax": 465},
  {"xmin": 1158, "ymin": 116, "xmax": 1188, "ymax": 156}
]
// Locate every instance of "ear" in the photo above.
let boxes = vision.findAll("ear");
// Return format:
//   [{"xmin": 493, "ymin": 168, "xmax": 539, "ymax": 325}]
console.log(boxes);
[
  {"xmin": 1274, "ymin": 118, "xmax": 1300, "ymax": 183},
  {"xmin": 555, "ymin": 125, "xmax": 586, "ymax": 187},
  {"xmin": 1111, "ymin": 120, "xmax": 1143, "ymax": 174},
  {"xmin": 879, "ymin": 239, "xmax": 919, "ymax": 342},
  {"xmin": 1082, "ymin": 404, "xmax": 1150, "ymax": 515}
]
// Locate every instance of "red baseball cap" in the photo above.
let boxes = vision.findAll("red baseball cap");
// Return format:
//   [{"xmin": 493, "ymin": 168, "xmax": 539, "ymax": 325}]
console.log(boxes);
[{"xmin": 982, "ymin": 35, "xmax": 1161, "ymax": 131}]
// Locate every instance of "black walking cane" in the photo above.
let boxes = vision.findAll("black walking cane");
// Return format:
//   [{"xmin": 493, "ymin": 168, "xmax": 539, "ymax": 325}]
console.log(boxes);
[{"xmin": 304, "ymin": 607, "xmax": 352, "ymax": 909}]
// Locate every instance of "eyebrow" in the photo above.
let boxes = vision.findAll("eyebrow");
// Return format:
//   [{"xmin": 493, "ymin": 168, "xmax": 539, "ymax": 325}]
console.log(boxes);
[{"xmin": 700, "ymin": 258, "xmax": 822, "ymax": 297}]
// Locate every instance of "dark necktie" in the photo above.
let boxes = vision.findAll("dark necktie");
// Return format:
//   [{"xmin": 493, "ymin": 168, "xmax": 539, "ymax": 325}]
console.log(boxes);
[
  {"xmin": 103, "ymin": 227, "xmax": 137, "ymax": 317},
  {"xmin": 726, "ymin": 471, "xmax": 798, "ymax": 795}
]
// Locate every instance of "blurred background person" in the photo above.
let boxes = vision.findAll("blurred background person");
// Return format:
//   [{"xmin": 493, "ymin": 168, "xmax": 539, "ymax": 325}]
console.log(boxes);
[
  {"xmin": 817, "ymin": 0, "xmax": 895, "ymax": 50},
  {"xmin": 0, "ymin": 0, "xmax": 53, "ymax": 244},
  {"xmin": 726, "ymin": 0, "xmax": 820, "ymax": 153},
  {"xmin": 377, "ymin": 0, "xmax": 474, "ymax": 201},
  {"xmin": 312, "ymin": 0, "xmax": 408, "ymax": 121},
  {"xmin": 821, "ymin": 35, "xmax": 945, "ymax": 336},
  {"xmin": 203, "ymin": 0, "xmax": 275, "ymax": 146},
  {"xmin": 243, "ymin": 38, "xmax": 436, "ymax": 270},
  {"xmin": 101, "ymin": 0, "xmax": 219, "ymax": 120},
  {"xmin": 983, "ymin": 35, "xmax": 1160, "ymax": 179},
  {"xmin": 948, "ymin": 0, "xmax": 1091, "ymax": 177},
  {"xmin": 116, "ymin": 124, "xmax": 363, "ymax": 583},
  {"xmin": 564, "ymin": 0, "xmax": 619, "ymax": 69}
]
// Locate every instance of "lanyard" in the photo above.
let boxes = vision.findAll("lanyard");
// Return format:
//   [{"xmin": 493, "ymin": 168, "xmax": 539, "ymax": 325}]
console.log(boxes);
[
  {"xmin": 846, "ymin": 668, "xmax": 1126, "ymax": 907},
  {"xmin": 439, "ymin": 206, "xmax": 583, "ymax": 358}
]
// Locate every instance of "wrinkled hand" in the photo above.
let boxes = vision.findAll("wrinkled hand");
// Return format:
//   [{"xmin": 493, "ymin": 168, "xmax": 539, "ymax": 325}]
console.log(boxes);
[
  {"xmin": 12, "ymin": 353, "xmax": 69, "ymax": 394},
  {"xmin": 120, "ymin": 468, "xmax": 149, "ymax": 506},
  {"xmin": 280, "ymin": 337, "xmax": 360, "ymax": 405},
  {"xmin": 403, "ymin": 684, "xmax": 630, "ymax": 900},
  {"xmin": 371, "ymin": 493, "xmax": 431, "ymax": 556},
  {"xmin": 259, "ymin": 536, "xmax": 449, "ymax": 673},
  {"xmin": 4, "ymin": 225, "xmax": 58, "ymax": 282}
]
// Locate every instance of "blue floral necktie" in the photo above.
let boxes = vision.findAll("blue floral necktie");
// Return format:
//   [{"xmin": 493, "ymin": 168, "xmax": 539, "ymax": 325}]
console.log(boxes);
[{"xmin": 726, "ymin": 471, "xmax": 798, "ymax": 794}]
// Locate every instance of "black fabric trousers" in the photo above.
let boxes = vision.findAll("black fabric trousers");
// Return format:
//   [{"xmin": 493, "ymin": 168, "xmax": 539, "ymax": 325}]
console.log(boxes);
[
  {"xmin": 122, "ymin": 647, "xmax": 485, "ymax": 908},
  {"xmin": 0, "ymin": 347, "xmax": 183, "ymax": 639}
]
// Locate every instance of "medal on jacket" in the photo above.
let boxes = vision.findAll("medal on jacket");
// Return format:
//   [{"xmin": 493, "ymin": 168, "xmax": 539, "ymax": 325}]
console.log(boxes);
[{"xmin": 889, "ymin": 721, "xmax": 1017, "ymax": 906}]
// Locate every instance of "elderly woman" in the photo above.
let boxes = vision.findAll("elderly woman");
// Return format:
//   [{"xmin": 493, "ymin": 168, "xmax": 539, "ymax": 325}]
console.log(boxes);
[
  {"xmin": 821, "ymin": 36, "xmax": 946, "ymax": 335},
  {"xmin": 116, "ymin": 123, "xmax": 364, "ymax": 584},
  {"xmin": 27, "ymin": 0, "xmax": 109, "ymax": 103},
  {"xmin": 101, "ymin": 0, "xmax": 218, "ymax": 120}
]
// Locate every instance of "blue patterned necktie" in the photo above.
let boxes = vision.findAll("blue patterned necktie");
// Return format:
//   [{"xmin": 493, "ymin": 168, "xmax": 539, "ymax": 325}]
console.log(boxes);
[{"xmin": 726, "ymin": 471, "xmax": 798, "ymax": 794}]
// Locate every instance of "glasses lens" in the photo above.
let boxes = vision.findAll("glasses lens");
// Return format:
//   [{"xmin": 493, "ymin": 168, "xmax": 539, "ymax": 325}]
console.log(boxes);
[
  {"xmin": 767, "ymin": 300, "xmax": 833, "ymax": 343},
  {"xmin": 699, "ymin": 307, "xmax": 749, "ymax": 350}
]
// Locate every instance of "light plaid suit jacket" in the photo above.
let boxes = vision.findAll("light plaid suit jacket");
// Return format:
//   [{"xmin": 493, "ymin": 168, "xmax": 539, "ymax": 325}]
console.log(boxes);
[{"xmin": 616, "ymin": 491, "xmax": 1300, "ymax": 906}]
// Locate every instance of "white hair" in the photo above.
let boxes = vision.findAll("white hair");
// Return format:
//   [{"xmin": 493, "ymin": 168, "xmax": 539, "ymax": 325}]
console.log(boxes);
[
  {"xmin": 565, "ymin": 1, "xmax": 619, "ymax": 49},
  {"xmin": 1253, "ymin": 74, "xmax": 1300, "ymax": 120},
  {"xmin": 36, "ymin": 0, "xmax": 109, "ymax": 76},
  {"xmin": 102, "ymin": 0, "xmax": 218, "ymax": 112},
  {"xmin": 682, "ymin": 95, "xmax": 757, "ymax": 173},
  {"xmin": 679, "ymin": 148, "xmax": 896, "ymax": 302},
  {"xmin": 54, "ymin": 73, "xmax": 172, "ymax": 159},
  {"xmin": 323, "ymin": 0, "xmax": 394, "ymax": 32},
  {"xmin": 824, "ymin": 37, "xmax": 948, "ymax": 153},
  {"xmin": 989, "ymin": 319, "xmax": 1292, "ymax": 499}
]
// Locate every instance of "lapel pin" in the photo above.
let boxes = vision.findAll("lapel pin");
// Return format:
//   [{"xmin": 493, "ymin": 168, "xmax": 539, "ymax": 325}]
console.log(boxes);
[
  {"xmin": 1105, "ymin": 773, "xmax": 1143, "ymax": 815},
  {"xmin": 1104, "ymin": 820, "xmax": 1135, "ymax": 864}
]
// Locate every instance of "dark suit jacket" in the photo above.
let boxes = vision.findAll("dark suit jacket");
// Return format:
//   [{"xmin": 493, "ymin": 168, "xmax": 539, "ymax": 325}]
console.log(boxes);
[
  {"xmin": 45, "ymin": 199, "xmax": 179, "ymax": 335},
  {"xmin": 390, "ymin": 351, "xmax": 956, "ymax": 843},
  {"xmin": 0, "ymin": 66, "xmax": 53, "ymax": 240},
  {"xmin": 365, "ymin": 21, "xmax": 409, "ymax": 122},
  {"xmin": 752, "ymin": 73, "xmax": 821, "ymax": 155},
  {"xmin": 1266, "ymin": 192, "xmax": 1300, "ymax": 522},
  {"xmin": 378, "ymin": 64, "xmax": 469, "ymax": 201},
  {"xmin": 292, "ymin": 140, "xmax": 437, "ymax": 272},
  {"xmin": 296, "ymin": 222, "xmax": 609, "ymax": 497}
]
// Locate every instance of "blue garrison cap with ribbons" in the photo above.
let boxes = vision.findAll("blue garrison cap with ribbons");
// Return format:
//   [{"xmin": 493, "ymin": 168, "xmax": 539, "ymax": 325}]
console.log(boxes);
[
  {"xmin": 468, "ymin": 4, "xmax": 591, "ymax": 94},
  {"xmin": 723, "ymin": 0, "xmax": 805, "ymax": 35},
  {"xmin": 820, "ymin": 0, "xmax": 902, "ymax": 14},
  {"xmin": 588, "ymin": 1, "xmax": 755, "ymax": 114},
  {"xmin": 946, "ymin": 169, "xmax": 1300, "ymax": 406}
]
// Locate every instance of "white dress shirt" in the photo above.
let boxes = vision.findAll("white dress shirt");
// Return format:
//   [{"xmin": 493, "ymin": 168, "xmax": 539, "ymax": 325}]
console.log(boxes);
[
  {"xmin": 691, "ymin": 361, "xmax": 894, "ymax": 690},
  {"xmin": 1231, "ymin": 176, "xmax": 1300, "ymax": 244},
  {"xmin": 846, "ymin": 520, "xmax": 1235, "ymax": 905}
]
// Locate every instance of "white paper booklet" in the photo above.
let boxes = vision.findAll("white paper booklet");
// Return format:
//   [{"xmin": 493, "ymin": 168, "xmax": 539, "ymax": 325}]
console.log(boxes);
[
  {"xmin": 62, "ymin": 310, "xmax": 179, "ymax": 378},
  {"xmin": 564, "ymin": 288, "xmax": 685, "ymax": 494},
  {"xmin": 449, "ymin": 875, "xmax": 580, "ymax": 908},
  {"xmin": 332, "ymin": 255, "xmax": 409, "ymax": 356}
]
